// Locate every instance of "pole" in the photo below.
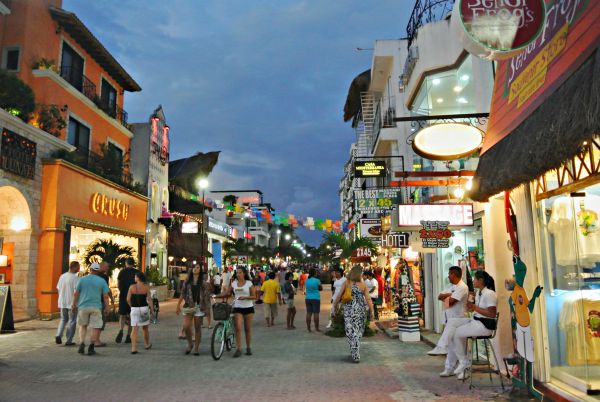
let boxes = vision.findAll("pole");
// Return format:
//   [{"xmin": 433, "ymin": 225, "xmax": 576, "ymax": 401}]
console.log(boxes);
[{"xmin": 201, "ymin": 188, "xmax": 205, "ymax": 269}]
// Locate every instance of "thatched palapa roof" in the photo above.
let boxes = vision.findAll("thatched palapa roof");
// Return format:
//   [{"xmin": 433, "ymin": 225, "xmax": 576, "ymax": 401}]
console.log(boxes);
[
  {"xmin": 470, "ymin": 47, "xmax": 600, "ymax": 202},
  {"xmin": 343, "ymin": 69, "xmax": 371, "ymax": 125},
  {"xmin": 169, "ymin": 151, "xmax": 220, "ymax": 194}
]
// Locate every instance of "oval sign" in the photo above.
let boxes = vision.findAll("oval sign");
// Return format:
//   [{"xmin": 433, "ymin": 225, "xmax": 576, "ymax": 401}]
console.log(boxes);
[{"xmin": 452, "ymin": 0, "xmax": 546, "ymax": 60}]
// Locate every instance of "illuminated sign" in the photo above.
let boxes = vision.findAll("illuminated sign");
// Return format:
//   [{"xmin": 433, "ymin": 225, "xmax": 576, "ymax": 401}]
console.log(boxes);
[
  {"xmin": 1, "ymin": 129, "xmax": 36, "ymax": 180},
  {"xmin": 420, "ymin": 221, "xmax": 454, "ymax": 248},
  {"xmin": 381, "ymin": 232, "xmax": 410, "ymax": 248},
  {"xmin": 359, "ymin": 218, "xmax": 382, "ymax": 243},
  {"xmin": 91, "ymin": 193, "xmax": 130, "ymax": 221},
  {"xmin": 354, "ymin": 161, "xmax": 386, "ymax": 178},
  {"xmin": 397, "ymin": 204, "xmax": 473, "ymax": 227},
  {"xmin": 181, "ymin": 221, "xmax": 199, "ymax": 233},
  {"xmin": 453, "ymin": 0, "xmax": 546, "ymax": 60},
  {"xmin": 207, "ymin": 217, "xmax": 230, "ymax": 236},
  {"xmin": 354, "ymin": 189, "xmax": 400, "ymax": 213}
]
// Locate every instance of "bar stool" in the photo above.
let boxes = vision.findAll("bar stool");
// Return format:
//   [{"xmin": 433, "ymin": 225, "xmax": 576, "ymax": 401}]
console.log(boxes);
[{"xmin": 463, "ymin": 313, "xmax": 505, "ymax": 390}]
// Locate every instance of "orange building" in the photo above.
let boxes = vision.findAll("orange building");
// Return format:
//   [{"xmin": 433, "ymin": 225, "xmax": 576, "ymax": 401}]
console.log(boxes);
[{"xmin": 0, "ymin": 0, "xmax": 147, "ymax": 317}]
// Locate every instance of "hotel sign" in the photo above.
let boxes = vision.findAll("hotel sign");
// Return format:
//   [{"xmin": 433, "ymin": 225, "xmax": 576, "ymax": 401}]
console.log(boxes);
[
  {"xmin": 397, "ymin": 204, "xmax": 474, "ymax": 228},
  {"xmin": 354, "ymin": 161, "xmax": 386, "ymax": 178},
  {"xmin": 91, "ymin": 192, "xmax": 130, "ymax": 221},
  {"xmin": 381, "ymin": 232, "xmax": 410, "ymax": 248},
  {"xmin": 1, "ymin": 129, "xmax": 36, "ymax": 180}
]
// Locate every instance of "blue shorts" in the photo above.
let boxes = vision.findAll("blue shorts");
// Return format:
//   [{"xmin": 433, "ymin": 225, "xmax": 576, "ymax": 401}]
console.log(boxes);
[{"xmin": 305, "ymin": 299, "xmax": 320, "ymax": 314}]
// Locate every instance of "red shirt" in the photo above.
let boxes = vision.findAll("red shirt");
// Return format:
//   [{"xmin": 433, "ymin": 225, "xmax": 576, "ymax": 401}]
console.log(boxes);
[
  {"xmin": 259, "ymin": 271, "xmax": 266, "ymax": 284},
  {"xmin": 375, "ymin": 274, "xmax": 384, "ymax": 297}
]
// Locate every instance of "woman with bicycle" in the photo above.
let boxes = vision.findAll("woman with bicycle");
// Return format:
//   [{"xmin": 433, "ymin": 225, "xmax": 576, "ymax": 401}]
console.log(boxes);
[
  {"xmin": 214, "ymin": 266, "xmax": 256, "ymax": 357},
  {"xmin": 176, "ymin": 265, "xmax": 208, "ymax": 356}
]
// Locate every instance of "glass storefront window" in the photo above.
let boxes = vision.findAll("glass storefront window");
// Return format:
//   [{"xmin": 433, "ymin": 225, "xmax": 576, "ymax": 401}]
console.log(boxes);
[{"xmin": 537, "ymin": 182, "xmax": 600, "ymax": 392}]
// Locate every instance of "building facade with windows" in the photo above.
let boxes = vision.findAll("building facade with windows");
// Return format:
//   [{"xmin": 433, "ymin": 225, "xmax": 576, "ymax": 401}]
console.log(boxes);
[{"xmin": 0, "ymin": 0, "xmax": 148, "ymax": 318}]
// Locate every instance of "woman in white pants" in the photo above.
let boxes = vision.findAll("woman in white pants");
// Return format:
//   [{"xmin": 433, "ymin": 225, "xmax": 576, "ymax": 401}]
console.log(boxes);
[{"xmin": 440, "ymin": 270, "xmax": 497, "ymax": 380}]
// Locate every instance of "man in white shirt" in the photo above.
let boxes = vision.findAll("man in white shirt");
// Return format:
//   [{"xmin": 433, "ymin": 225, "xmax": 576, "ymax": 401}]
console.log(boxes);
[
  {"xmin": 428, "ymin": 266, "xmax": 468, "ymax": 355},
  {"xmin": 221, "ymin": 268, "xmax": 232, "ymax": 291},
  {"xmin": 326, "ymin": 268, "xmax": 347, "ymax": 329},
  {"xmin": 55, "ymin": 261, "xmax": 80, "ymax": 345},
  {"xmin": 364, "ymin": 271, "xmax": 379, "ymax": 319},
  {"xmin": 213, "ymin": 272, "xmax": 222, "ymax": 295}
]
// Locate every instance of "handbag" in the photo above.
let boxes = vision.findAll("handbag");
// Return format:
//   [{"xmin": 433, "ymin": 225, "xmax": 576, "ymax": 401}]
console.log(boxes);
[
  {"xmin": 340, "ymin": 284, "xmax": 352, "ymax": 304},
  {"xmin": 139, "ymin": 308, "xmax": 151, "ymax": 323}
]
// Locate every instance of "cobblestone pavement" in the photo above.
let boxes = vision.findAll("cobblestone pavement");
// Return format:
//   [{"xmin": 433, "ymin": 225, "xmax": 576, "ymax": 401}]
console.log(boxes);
[{"xmin": 0, "ymin": 291, "xmax": 517, "ymax": 402}]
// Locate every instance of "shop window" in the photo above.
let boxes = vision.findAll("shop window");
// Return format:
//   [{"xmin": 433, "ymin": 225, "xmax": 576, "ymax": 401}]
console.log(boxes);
[
  {"xmin": 537, "ymin": 182, "xmax": 600, "ymax": 392},
  {"xmin": 67, "ymin": 117, "xmax": 90, "ymax": 150},
  {"xmin": 2, "ymin": 46, "xmax": 20, "ymax": 71}
]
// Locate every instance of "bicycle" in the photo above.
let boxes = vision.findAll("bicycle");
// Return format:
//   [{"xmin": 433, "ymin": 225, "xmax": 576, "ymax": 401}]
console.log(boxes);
[{"xmin": 211, "ymin": 301, "xmax": 235, "ymax": 360}]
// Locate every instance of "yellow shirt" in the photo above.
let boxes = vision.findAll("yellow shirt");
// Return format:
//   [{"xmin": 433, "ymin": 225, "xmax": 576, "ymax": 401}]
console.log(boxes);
[
  {"xmin": 261, "ymin": 279, "xmax": 280, "ymax": 304},
  {"xmin": 511, "ymin": 285, "xmax": 530, "ymax": 327},
  {"xmin": 293, "ymin": 272, "xmax": 299, "ymax": 281}
]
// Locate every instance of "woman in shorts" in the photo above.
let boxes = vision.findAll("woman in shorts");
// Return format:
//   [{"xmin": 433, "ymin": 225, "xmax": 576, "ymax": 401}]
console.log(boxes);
[
  {"xmin": 215, "ymin": 266, "xmax": 256, "ymax": 357},
  {"xmin": 127, "ymin": 271, "xmax": 154, "ymax": 354},
  {"xmin": 176, "ymin": 265, "xmax": 207, "ymax": 355},
  {"xmin": 284, "ymin": 272, "xmax": 296, "ymax": 329}
]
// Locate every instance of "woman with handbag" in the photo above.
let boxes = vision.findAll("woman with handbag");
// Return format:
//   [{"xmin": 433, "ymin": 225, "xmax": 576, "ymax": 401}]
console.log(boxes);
[
  {"xmin": 176, "ymin": 265, "xmax": 207, "ymax": 356},
  {"xmin": 127, "ymin": 271, "xmax": 154, "ymax": 354},
  {"xmin": 333, "ymin": 266, "xmax": 374, "ymax": 363}
]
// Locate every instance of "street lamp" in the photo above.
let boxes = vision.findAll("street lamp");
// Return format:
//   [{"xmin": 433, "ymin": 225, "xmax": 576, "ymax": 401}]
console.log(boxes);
[
  {"xmin": 276, "ymin": 228, "xmax": 282, "ymax": 247},
  {"xmin": 197, "ymin": 178, "xmax": 209, "ymax": 269},
  {"xmin": 285, "ymin": 234, "xmax": 291, "ymax": 241}
]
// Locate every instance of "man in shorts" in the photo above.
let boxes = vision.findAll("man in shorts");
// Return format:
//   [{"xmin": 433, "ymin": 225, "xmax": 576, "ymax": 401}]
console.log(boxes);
[
  {"xmin": 72, "ymin": 262, "xmax": 110, "ymax": 356},
  {"xmin": 116, "ymin": 257, "xmax": 137, "ymax": 344},
  {"xmin": 260, "ymin": 272, "xmax": 280, "ymax": 327},
  {"xmin": 284, "ymin": 272, "xmax": 296, "ymax": 329}
]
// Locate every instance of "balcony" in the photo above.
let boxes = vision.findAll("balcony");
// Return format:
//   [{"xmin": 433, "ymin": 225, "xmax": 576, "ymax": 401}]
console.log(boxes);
[
  {"xmin": 0, "ymin": 0, "xmax": 10, "ymax": 14},
  {"xmin": 58, "ymin": 65, "xmax": 129, "ymax": 128},
  {"xmin": 406, "ymin": 0, "xmax": 455, "ymax": 49},
  {"xmin": 51, "ymin": 146, "xmax": 146, "ymax": 195}
]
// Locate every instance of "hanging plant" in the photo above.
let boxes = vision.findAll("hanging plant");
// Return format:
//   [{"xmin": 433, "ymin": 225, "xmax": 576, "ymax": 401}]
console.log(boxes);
[
  {"xmin": 36, "ymin": 104, "xmax": 66, "ymax": 137},
  {"xmin": 0, "ymin": 69, "xmax": 35, "ymax": 122}
]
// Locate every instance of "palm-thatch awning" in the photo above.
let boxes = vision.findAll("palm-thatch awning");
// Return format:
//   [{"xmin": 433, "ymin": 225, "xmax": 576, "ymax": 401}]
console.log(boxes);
[
  {"xmin": 169, "ymin": 151, "xmax": 220, "ymax": 195},
  {"xmin": 343, "ymin": 69, "xmax": 371, "ymax": 125},
  {"xmin": 470, "ymin": 47, "xmax": 600, "ymax": 202}
]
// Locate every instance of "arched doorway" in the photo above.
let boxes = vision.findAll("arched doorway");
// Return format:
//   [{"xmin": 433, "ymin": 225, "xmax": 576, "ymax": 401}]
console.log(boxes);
[{"xmin": 0, "ymin": 185, "xmax": 35, "ymax": 318}]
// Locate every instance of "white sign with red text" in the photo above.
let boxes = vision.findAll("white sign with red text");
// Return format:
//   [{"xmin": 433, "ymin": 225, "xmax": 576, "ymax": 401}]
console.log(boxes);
[{"xmin": 397, "ymin": 204, "xmax": 474, "ymax": 228}]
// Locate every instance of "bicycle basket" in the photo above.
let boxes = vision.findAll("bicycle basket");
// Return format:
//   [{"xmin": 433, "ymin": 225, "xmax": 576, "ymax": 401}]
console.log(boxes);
[{"xmin": 212, "ymin": 303, "xmax": 232, "ymax": 321}]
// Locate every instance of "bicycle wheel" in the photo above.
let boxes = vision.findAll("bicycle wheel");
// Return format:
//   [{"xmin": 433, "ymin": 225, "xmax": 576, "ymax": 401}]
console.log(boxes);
[{"xmin": 211, "ymin": 322, "xmax": 226, "ymax": 360}]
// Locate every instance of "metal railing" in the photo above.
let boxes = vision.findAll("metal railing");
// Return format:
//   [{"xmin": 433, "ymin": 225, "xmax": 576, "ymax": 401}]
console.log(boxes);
[
  {"xmin": 0, "ymin": 0, "xmax": 11, "ymax": 11},
  {"xmin": 406, "ymin": 0, "xmax": 455, "ymax": 48},
  {"xmin": 59, "ymin": 65, "xmax": 129, "ymax": 128},
  {"xmin": 60, "ymin": 65, "xmax": 96, "ymax": 102}
]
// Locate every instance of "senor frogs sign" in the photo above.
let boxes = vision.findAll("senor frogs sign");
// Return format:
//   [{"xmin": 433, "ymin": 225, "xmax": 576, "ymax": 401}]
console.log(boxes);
[{"xmin": 452, "ymin": 0, "xmax": 546, "ymax": 60}]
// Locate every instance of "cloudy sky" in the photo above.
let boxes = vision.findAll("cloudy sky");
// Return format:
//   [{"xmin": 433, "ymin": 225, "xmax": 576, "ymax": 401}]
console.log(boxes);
[{"xmin": 64, "ymin": 0, "xmax": 412, "ymax": 245}]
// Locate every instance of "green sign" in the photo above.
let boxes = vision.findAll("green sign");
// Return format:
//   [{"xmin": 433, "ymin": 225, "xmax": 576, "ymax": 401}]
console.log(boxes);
[{"xmin": 354, "ymin": 189, "xmax": 400, "ymax": 213}]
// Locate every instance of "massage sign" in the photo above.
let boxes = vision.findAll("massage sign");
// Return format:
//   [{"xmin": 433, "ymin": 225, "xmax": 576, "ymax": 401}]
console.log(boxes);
[
  {"xmin": 420, "ymin": 221, "xmax": 454, "ymax": 248},
  {"xmin": 91, "ymin": 192, "xmax": 130, "ymax": 221}
]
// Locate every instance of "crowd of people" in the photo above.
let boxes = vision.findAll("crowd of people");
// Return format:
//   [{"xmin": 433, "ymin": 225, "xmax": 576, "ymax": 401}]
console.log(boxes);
[{"xmin": 55, "ymin": 259, "xmax": 383, "ymax": 364}]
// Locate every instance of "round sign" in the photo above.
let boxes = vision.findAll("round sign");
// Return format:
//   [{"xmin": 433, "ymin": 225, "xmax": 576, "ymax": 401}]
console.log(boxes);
[{"xmin": 452, "ymin": 0, "xmax": 546, "ymax": 60}]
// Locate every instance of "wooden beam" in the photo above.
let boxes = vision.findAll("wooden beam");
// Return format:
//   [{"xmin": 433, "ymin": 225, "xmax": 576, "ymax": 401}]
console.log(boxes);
[{"xmin": 394, "ymin": 170, "xmax": 476, "ymax": 178}]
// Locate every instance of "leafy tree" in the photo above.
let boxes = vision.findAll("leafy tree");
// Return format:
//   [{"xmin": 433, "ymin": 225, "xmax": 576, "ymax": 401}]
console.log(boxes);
[
  {"xmin": 83, "ymin": 239, "xmax": 135, "ymax": 276},
  {"xmin": 322, "ymin": 232, "xmax": 377, "ymax": 259},
  {"xmin": 0, "ymin": 70, "xmax": 35, "ymax": 121}
]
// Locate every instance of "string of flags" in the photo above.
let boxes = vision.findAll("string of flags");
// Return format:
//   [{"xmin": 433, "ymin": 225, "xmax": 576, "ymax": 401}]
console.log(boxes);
[{"xmin": 178, "ymin": 191, "xmax": 356, "ymax": 233}]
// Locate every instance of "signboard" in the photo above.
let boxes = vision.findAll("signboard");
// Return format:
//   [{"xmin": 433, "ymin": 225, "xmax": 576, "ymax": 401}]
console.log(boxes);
[
  {"xmin": 351, "ymin": 247, "xmax": 372, "ymax": 263},
  {"xmin": 207, "ymin": 217, "xmax": 231, "ymax": 237},
  {"xmin": 354, "ymin": 189, "xmax": 400, "ymax": 213},
  {"xmin": 397, "ymin": 204, "xmax": 474, "ymax": 228},
  {"xmin": 91, "ymin": 193, "xmax": 130, "ymax": 221},
  {"xmin": 420, "ymin": 221, "xmax": 454, "ymax": 248},
  {"xmin": 482, "ymin": 1, "xmax": 599, "ymax": 153},
  {"xmin": 381, "ymin": 232, "xmax": 410, "ymax": 248},
  {"xmin": 0, "ymin": 285, "xmax": 15, "ymax": 333},
  {"xmin": 453, "ymin": 0, "xmax": 546, "ymax": 60},
  {"xmin": 1, "ymin": 129, "xmax": 36, "ymax": 179},
  {"xmin": 354, "ymin": 160, "xmax": 386, "ymax": 178},
  {"xmin": 359, "ymin": 218, "xmax": 382, "ymax": 243},
  {"xmin": 181, "ymin": 221, "xmax": 199, "ymax": 233}
]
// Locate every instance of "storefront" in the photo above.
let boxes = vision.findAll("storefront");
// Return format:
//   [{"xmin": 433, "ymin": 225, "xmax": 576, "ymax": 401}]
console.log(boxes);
[
  {"xmin": 0, "ymin": 109, "xmax": 75, "ymax": 319},
  {"xmin": 472, "ymin": 1, "xmax": 600, "ymax": 396},
  {"xmin": 36, "ymin": 159, "xmax": 148, "ymax": 317},
  {"xmin": 206, "ymin": 216, "xmax": 232, "ymax": 273}
]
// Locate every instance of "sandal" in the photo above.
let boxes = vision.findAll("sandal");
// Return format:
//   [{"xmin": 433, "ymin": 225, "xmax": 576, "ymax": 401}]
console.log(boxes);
[
  {"xmin": 233, "ymin": 350, "xmax": 242, "ymax": 358},
  {"xmin": 131, "ymin": 351, "xmax": 138, "ymax": 354},
  {"xmin": 185, "ymin": 347, "xmax": 192, "ymax": 355},
  {"xmin": 145, "ymin": 344, "xmax": 152, "ymax": 350}
]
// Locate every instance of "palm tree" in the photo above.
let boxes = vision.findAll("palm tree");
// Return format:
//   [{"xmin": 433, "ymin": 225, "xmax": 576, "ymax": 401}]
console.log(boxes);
[
  {"xmin": 323, "ymin": 232, "xmax": 377, "ymax": 260},
  {"xmin": 83, "ymin": 239, "xmax": 135, "ymax": 275}
]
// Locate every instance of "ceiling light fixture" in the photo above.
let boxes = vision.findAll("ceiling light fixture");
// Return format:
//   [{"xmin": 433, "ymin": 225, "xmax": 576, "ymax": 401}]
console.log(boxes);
[
  {"xmin": 457, "ymin": 97, "xmax": 468, "ymax": 104},
  {"xmin": 460, "ymin": 74, "xmax": 469, "ymax": 81},
  {"xmin": 453, "ymin": 86, "xmax": 463, "ymax": 92},
  {"xmin": 436, "ymin": 98, "xmax": 444, "ymax": 103},
  {"xmin": 432, "ymin": 78, "xmax": 441, "ymax": 85}
]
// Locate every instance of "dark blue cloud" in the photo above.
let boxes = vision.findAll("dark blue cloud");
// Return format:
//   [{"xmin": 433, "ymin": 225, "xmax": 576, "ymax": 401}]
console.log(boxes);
[{"xmin": 63, "ymin": 0, "xmax": 411, "ymax": 246}]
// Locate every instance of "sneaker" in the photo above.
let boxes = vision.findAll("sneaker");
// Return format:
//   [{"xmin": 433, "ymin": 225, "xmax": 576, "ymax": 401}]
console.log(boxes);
[
  {"xmin": 439, "ymin": 368, "xmax": 455, "ymax": 377},
  {"xmin": 125, "ymin": 335, "xmax": 131, "ymax": 344},
  {"xmin": 233, "ymin": 350, "xmax": 242, "ymax": 358},
  {"xmin": 457, "ymin": 370, "xmax": 470, "ymax": 380},
  {"xmin": 78, "ymin": 343, "xmax": 85, "ymax": 354},
  {"xmin": 87, "ymin": 344, "xmax": 96, "ymax": 355},
  {"xmin": 453, "ymin": 361, "xmax": 469, "ymax": 376},
  {"xmin": 65, "ymin": 341, "xmax": 76, "ymax": 346},
  {"xmin": 325, "ymin": 321, "xmax": 332, "ymax": 329},
  {"xmin": 115, "ymin": 330, "xmax": 123, "ymax": 343},
  {"xmin": 427, "ymin": 346, "xmax": 448, "ymax": 356},
  {"xmin": 55, "ymin": 336, "xmax": 62, "ymax": 344}
]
